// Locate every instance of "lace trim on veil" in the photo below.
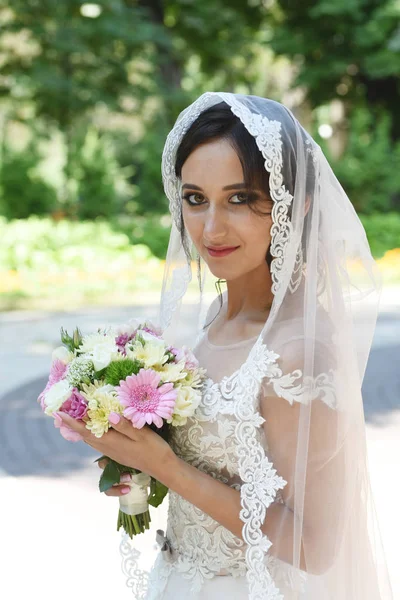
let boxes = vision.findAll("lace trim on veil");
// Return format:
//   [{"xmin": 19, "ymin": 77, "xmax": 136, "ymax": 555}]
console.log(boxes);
[
  {"xmin": 215, "ymin": 93, "xmax": 296, "ymax": 298},
  {"xmin": 228, "ymin": 336, "xmax": 288, "ymax": 599},
  {"xmin": 159, "ymin": 92, "xmax": 298, "ymax": 330}
]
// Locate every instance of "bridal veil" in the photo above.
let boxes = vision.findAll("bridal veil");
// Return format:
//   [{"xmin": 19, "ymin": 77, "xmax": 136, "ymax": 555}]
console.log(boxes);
[{"xmin": 122, "ymin": 92, "xmax": 393, "ymax": 599}]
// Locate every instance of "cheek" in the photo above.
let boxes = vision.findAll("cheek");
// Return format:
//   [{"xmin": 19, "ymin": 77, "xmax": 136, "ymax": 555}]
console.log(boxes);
[
  {"xmin": 244, "ymin": 215, "xmax": 272, "ymax": 249},
  {"xmin": 182, "ymin": 209, "xmax": 202, "ymax": 241}
]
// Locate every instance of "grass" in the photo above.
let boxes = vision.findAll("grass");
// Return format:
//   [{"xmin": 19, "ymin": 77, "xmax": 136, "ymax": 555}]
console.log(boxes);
[{"xmin": 0, "ymin": 249, "xmax": 399, "ymax": 312}]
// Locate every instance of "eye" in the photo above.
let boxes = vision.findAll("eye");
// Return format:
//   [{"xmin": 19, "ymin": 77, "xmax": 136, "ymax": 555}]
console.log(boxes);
[
  {"xmin": 230, "ymin": 192, "xmax": 251, "ymax": 204},
  {"xmin": 182, "ymin": 193, "xmax": 205, "ymax": 206},
  {"xmin": 181, "ymin": 191, "xmax": 255, "ymax": 206}
]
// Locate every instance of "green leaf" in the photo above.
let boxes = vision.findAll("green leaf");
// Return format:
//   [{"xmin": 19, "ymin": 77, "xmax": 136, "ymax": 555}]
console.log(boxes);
[
  {"xmin": 93, "ymin": 454, "xmax": 109, "ymax": 464},
  {"xmin": 93, "ymin": 366, "xmax": 107, "ymax": 379},
  {"xmin": 99, "ymin": 460, "xmax": 121, "ymax": 493},
  {"xmin": 148, "ymin": 478, "xmax": 169, "ymax": 508}
]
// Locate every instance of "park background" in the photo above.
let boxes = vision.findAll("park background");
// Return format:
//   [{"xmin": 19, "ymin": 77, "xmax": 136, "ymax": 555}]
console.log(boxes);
[{"xmin": 0, "ymin": 2, "xmax": 399, "ymax": 599}]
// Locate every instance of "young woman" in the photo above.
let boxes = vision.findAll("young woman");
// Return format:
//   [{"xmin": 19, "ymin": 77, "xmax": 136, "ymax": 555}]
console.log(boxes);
[{"xmin": 61, "ymin": 93, "xmax": 393, "ymax": 599}]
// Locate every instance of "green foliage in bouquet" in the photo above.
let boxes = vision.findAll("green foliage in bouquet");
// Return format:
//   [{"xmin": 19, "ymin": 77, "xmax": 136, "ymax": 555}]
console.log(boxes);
[
  {"xmin": 96, "ymin": 458, "xmax": 125, "ymax": 493},
  {"xmin": 60, "ymin": 326, "xmax": 84, "ymax": 353},
  {"xmin": 95, "ymin": 455, "xmax": 169, "ymax": 508},
  {"xmin": 104, "ymin": 358, "xmax": 142, "ymax": 385},
  {"xmin": 94, "ymin": 454, "xmax": 169, "ymax": 537},
  {"xmin": 148, "ymin": 477, "xmax": 169, "ymax": 508}
]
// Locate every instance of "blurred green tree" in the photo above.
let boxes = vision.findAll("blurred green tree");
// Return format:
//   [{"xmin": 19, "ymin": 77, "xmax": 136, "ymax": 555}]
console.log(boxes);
[
  {"xmin": 68, "ymin": 126, "xmax": 135, "ymax": 220},
  {"xmin": 318, "ymin": 103, "xmax": 400, "ymax": 213},
  {"xmin": 0, "ymin": 140, "xmax": 58, "ymax": 218},
  {"xmin": 266, "ymin": 0, "xmax": 400, "ymax": 138},
  {"xmin": 0, "ymin": 0, "xmax": 268, "ymax": 216}
]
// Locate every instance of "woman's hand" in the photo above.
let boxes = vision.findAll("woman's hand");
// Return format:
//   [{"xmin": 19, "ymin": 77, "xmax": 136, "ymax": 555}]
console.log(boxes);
[
  {"xmin": 97, "ymin": 457, "xmax": 133, "ymax": 497},
  {"xmin": 57, "ymin": 411, "xmax": 176, "ymax": 484}
]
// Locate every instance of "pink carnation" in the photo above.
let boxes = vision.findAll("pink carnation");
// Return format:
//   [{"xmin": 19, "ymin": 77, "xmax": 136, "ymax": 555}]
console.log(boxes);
[
  {"xmin": 60, "ymin": 388, "xmax": 88, "ymax": 419},
  {"xmin": 115, "ymin": 332, "xmax": 136, "ymax": 355},
  {"xmin": 116, "ymin": 368, "xmax": 177, "ymax": 429},
  {"xmin": 52, "ymin": 388, "xmax": 87, "ymax": 442},
  {"xmin": 38, "ymin": 359, "xmax": 69, "ymax": 410}
]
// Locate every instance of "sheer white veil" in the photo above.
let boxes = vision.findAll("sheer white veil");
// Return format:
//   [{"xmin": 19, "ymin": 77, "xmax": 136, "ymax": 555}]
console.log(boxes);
[
  {"xmin": 120, "ymin": 92, "xmax": 393, "ymax": 599},
  {"xmin": 155, "ymin": 92, "xmax": 393, "ymax": 599}
]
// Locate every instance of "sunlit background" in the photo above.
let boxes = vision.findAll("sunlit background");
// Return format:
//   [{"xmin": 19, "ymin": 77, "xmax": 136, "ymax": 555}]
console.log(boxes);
[{"xmin": 0, "ymin": 2, "xmax": 399, "ymax": 599}]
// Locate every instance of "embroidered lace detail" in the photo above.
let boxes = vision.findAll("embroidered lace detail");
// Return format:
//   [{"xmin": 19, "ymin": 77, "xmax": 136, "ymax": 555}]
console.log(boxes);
[
  {"xmin": 215, "ymin": 93, "xmax": 294, "ymax": 299},
  {"xmin": 119, "ymin": 334, "xmax": 336, "ymax": 598},
  {"xmin": 265, "ymin": 555, "xmax": 308, "ymax": 595},
  {"xmin": 288, "ymin": 244, "xmax": 304, "ymax": 294},
  {"xmin": 266, "ymin": 365, "xmax": 338, "ymax": 409},
  {"xmin": 145, "ymin": 552, "xmax": 174, "ymax": 600},
  {"xmin": 305, "ymin": 137, "xmax": 320, "ymax": 166},
  {"xmin": 165, "ymin": 336, "xmax": 336, "ymax": 599},
  {"xmin": 162, "ymin": 337, "xmax": 293, "ymax": 599},
  {"xmin": 228, "ymin": 337, "xmax": 288, "ymax": 600},
  {"xmin": 120, "ymin": 533, "xmax": 150, "ymax": 599},
  {"xmin": 165, "ymin": 489, "xmax": 248, "ymax": 594},
  {"xmin": 161, "ymin": 92, "xmax": 218, "ymax": 230}
]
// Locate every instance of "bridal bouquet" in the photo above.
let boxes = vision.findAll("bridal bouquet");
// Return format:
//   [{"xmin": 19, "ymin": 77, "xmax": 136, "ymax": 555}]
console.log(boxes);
[{"xmin": 37, "ymin": 318, "xmax": 206, "ymax": 538}]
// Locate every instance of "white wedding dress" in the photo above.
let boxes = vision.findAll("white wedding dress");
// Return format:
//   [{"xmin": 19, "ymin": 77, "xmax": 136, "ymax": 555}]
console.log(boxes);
[{"xmin": 142, "ymin": 322, "xmax": 310, "ymax": 600}]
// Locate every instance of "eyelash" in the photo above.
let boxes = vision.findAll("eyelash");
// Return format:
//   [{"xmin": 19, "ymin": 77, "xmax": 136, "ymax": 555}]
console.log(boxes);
[{"xmin": 181, "ymin": 192, "xmax": 256, "ymax": 206}]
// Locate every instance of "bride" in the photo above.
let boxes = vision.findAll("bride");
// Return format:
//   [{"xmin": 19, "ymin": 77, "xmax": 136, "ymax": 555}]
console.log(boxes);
[{"xmin": 61, "ymin": 93, "xmax": 393, "ymax": 599}]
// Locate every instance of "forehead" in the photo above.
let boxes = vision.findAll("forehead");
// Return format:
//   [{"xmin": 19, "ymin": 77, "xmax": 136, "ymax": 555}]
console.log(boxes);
[{"xmin": 181, "ymin": 139, "xmax": 243, "ymax": 182}]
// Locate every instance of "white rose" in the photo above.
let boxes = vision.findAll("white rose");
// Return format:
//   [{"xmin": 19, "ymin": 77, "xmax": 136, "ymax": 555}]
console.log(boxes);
[
  {"xmin": 44, "ymin": 379, "xmax": 73, "ymax": 416},
  {"xmin": 91, "ymin": 341, "xmax": 118, "ymax": 371},
  {"xmin": 173, "ymin": 385, "xmax": 201, "ymax": 420},
  {"xmin": 52, "ymin": 346, "xmax": 75, "ymax": 365}
]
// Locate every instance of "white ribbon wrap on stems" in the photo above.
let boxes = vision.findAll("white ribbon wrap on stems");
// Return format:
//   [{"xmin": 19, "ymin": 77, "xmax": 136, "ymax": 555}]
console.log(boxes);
[{"xmin": 119, "ymin": 472, "xmax": 151, "ymax": 516}]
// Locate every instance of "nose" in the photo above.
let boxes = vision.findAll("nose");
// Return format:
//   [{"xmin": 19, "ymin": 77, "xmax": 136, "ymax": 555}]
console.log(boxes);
[{"xmin": 203, "ymin": 204, "xmax": 229, "ymax": 240}]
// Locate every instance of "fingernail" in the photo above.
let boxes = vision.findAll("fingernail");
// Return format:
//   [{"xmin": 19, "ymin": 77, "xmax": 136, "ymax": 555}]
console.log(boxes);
[
  {"xmin": 121, "ymin": 487, "xmax": 131, "ymax": 494},
  {"xmin": 109, "ymin": 412, "xmax": 120, "ymax": 425},
  {"xmin": 120, "ymin": 473, "xmax": 132, "ymax": 483}
]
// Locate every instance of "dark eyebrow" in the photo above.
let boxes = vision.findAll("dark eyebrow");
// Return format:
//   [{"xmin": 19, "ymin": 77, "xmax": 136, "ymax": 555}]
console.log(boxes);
[{"xmin": 181, "ymin": 182, "xmax": 248, "ymax": 191}]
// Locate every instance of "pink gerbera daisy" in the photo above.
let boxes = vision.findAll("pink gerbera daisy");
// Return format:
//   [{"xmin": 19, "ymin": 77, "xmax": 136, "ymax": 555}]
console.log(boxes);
[{"xmin": 116, "ymin": 369, "xmax": 177, "ymax": 429}]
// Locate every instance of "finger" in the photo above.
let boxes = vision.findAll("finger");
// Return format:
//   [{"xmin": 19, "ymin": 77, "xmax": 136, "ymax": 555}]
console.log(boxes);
[
  {"xmin": 57, "ymin": 412, "xmax": 103, "ymax": 450},
  {"xmin": 98, "ymin": 458, "xmax": 109, "ymax": 470},
  {"xmin": 108, "ymin": 412, "xmax": 143, "ymax": 441},
  {"xmin": 104, "ymin": 485, "xmax": 131, "ymax": 497},
  {"xmin": 56, "ymin": 411, "xmax": 88, "ymax": 436}
]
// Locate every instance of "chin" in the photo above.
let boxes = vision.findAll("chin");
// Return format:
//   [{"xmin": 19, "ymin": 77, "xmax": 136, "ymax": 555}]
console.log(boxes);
[{"xmin": 205, "ymin": 263, "xmax": 239, "ymax": 281}]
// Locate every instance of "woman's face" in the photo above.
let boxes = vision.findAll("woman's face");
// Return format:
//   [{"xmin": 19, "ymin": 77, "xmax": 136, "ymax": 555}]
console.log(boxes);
[{"xmin": 181, "ymin": 138, "xmax": 273, "ymax": 281}]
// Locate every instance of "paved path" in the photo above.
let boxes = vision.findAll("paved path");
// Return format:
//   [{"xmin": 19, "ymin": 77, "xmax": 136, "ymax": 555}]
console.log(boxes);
[{"xmin": 0, "ymin": 293, "xmax": 399, "ymax": 598}]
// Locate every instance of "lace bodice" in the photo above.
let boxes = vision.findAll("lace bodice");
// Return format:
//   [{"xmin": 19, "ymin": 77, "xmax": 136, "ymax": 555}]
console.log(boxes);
[{"xmin": 141, "ymin": 327, "xmax": 307, "ymax": 599}]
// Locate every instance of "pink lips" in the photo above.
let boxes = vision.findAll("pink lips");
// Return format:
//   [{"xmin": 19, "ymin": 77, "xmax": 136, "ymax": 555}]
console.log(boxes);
[{"xmin": 206, "ymin": 246, "xmax": 239, "ymax": 257}]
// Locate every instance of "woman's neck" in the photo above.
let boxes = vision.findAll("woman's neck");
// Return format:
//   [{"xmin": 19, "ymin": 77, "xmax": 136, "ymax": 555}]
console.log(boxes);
[{"xmin": 224, "ymin": 262, "xmax": 274, "ymax": 323}]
